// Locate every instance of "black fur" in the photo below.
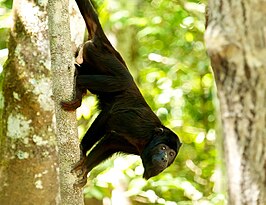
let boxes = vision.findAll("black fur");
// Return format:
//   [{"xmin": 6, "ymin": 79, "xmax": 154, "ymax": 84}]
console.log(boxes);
[{"xmin": 62, "ymin": 0, "xmax": 182, "ymax": 187}]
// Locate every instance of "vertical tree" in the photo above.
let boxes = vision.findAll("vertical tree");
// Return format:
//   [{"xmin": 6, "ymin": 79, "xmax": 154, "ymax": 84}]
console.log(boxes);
[
  {"xmin": 48, "ymin": 0, "xmax": 84, "ymax": 204},
  {"xmin": 205, "ymin": 0, "xmax": 266, "ymax": 204},
  {"xmin": 0, "ymin": 1, "xmax": 60, "ymax": 204}
]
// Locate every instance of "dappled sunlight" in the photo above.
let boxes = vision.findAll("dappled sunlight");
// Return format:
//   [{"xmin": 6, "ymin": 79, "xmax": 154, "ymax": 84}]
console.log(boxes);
[
  {"xmin": 181, "ymin": 181, "xmax": 203, "ymax": 200},
  {"xmin": 148, "ymin": 53, "xmax": 177, "ymax": 65},
  {"xmin": 77, "ymin": 95, "xmax": 97, "ymax": 120}
]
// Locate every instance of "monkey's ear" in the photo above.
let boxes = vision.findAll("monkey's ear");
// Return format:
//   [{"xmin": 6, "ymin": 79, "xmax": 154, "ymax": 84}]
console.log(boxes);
[
  {"xmin": 155, "ymin": 127, "xmax": 164, "ymax": 134},
  {"xmin": 75, "ymin": 44, "xmax": 84, "ymax": 58}
]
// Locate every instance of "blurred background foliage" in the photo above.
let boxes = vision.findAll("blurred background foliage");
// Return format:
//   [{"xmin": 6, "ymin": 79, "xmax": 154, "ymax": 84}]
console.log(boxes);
[
  {"xmin": 0, "ymin": 0, "xmax": 12, "ymax": 70},
  {"xmin": 0, "ymin": 0, "xmax": 226, "ymax": 204}
]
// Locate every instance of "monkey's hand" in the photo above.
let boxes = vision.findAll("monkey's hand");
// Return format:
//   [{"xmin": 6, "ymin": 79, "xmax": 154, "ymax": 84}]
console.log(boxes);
[
  {"xmin": 61, "ymin": 97, "xmax": 82, "ymax": 111},
  {"xmin": 61, "ymin": 65, "xmax": 86, "ymax": 111}
]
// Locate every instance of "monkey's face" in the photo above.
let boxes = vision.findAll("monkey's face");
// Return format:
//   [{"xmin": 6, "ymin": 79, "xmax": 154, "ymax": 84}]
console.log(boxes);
[{"xmin": 141, "ymin": 143, "xmax": 177, "ymax": 179}]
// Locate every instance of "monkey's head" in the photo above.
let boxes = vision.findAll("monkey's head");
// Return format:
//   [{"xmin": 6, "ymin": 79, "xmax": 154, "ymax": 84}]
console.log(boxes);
[{"xmin": 141, "ymin": 127, "xmax": 182, "ymax": 180}]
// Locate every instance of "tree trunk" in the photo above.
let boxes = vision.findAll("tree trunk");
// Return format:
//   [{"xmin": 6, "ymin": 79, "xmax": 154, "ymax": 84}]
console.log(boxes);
[
  {"xmin": 48, "ymin": 0, "xmax": 84, "ymax": 204},
  {"xmin": 205, "ymin": 0, "xmax": 266, "ymax": 204},
  {"xmin": 0, "ymin": 1, "xmax": 60, "ymax": 204}
]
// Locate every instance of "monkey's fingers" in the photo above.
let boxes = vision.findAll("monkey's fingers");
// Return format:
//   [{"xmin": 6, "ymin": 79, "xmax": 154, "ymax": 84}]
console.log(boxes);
[
  {"xmin": 76, "ymin": 166, "xmax": 89, "ymax": 179},
  {"xmin": 71, "ymin": 157, "xmax": 87, "ymax": 175},
  {"xmin": 73, "ymin": 177, "xmax": 88, "ymax": 188}
]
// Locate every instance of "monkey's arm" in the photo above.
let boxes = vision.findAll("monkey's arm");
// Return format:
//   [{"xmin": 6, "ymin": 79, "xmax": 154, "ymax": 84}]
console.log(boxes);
[{"xmin": 76, "ymin": 75, "xmax": 132, "ymax": 92}]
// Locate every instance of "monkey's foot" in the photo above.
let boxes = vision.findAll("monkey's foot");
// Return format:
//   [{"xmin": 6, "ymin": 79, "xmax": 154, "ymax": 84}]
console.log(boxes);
[
  {"xmin": 71, "ymin": 157, "xmax": 90, "ymax": 187},
  {"xmin": 74, "ymin": 177, "xmax": 88, "ymax": 188},
  {"xmin": 71, "ymin": 156, "xmax": 87, "ymax": 176}
]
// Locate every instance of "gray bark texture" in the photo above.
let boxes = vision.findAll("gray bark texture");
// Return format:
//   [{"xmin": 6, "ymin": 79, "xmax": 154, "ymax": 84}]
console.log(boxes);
[
  {"xmin": 48, "ymin": 0, "xmax": 84, "ymax": 204},
  {"xmin": 0, "ymin": 1, "xmax": 60, "ymax": 204},
  {"xmin": 205, "ymin": 0, "xmax": 266, "ymax": 204}
]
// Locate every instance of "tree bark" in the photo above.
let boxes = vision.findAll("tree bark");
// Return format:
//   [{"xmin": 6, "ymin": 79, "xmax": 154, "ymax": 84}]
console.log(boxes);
[
  {"xmin": 48, "ymin": 0, "xmax": 84, "ymax": 204},
  {"xmin": 205, "ymin": 0, "xmax": 266, "ymax": 204},
  {"xmin": 0, "ymin": 1, "xmax": 60, "ymax": 204}
]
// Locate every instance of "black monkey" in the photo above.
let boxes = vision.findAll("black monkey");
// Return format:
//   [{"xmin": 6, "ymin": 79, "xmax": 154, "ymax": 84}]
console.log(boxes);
[{"xmin": 62, "ymin": 0, "xmax": 182, "ymax": 187}]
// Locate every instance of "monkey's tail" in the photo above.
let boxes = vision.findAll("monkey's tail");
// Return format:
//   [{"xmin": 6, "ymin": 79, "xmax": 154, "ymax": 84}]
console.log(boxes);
[
  {"xmin": 75, "ymin": 0, "xmax": 106, "ymax": 41},
  {"xmin": 75, "ymin": 0, "xmax": 127, "ymax": 67}
]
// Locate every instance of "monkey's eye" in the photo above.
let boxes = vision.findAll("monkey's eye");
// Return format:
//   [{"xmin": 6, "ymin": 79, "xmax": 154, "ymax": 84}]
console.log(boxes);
[
  {"xmin": 161, "ymin": 146, "xmax": 166, "ymax": 150},
  {"xmin": 169, "ymin": 151, "xmax": 175, "ymax": 157}
]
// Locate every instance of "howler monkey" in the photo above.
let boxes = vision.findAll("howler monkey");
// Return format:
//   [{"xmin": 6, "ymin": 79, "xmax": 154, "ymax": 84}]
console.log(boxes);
[{"xmin": 62, "ymin": 0, "xmax": 182, "ymax": 187}]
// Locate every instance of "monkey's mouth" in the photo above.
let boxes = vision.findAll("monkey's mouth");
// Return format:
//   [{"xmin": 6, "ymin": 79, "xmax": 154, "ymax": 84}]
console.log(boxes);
[
  {"xmin": 143, "ymin": 171, "xmax": 152, "ymax": 180},
  {"xmin": 143, "ymin": 166, "xmax": 165, "ymax": 180}
]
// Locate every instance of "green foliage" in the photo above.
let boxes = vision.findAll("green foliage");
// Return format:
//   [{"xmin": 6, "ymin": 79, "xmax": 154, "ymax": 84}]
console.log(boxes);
[
  {"xmin": 0, "ymin": 0, "xmax": 12, "ymax": 49},
  {"xmin": 0, "ymin": 0, "xmax": 12, "ymax": 9},
  {"xmin": 0, "ymin": 0, "xmax": 12, "ymax": 70}
]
